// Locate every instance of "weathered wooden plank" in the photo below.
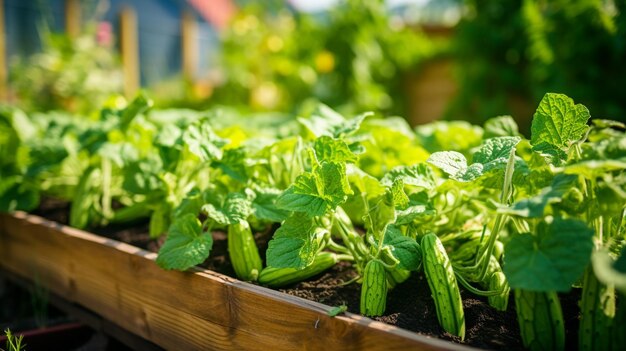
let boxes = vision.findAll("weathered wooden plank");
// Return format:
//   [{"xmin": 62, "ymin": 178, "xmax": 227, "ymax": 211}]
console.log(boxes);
[
  {"xmin": 1, "ymin": 270, "xmax": 163, "ymax": 351},
  {"xmin": 0, "ymin": 212, "xmax": 470, "ymax": 351},
  {"xmin": 181, "ymin": 10, "xmax": 197, "ymax": 81},
  {"xmin": 119, "ymin": 6, "xmax": 139, "ymax": 98},
  {"xmin": 65, "ymin": 0, "xmax": 81, "ymax": 38}
]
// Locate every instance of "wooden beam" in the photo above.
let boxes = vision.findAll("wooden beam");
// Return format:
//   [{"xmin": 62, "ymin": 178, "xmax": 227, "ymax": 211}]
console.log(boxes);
[
  {"xmin": 0, "ymin": 0, "xmax": 6, "ymax": 101},
  {"xmin": 119, "ymin": 6, "xmax": 139, "ymax": 98},
  {"xmin": 181, "ymin": 10, "xmax": 197, "ymax": 81},
  {"xmin": 0, "ymin": 212, "xmax": 470, "ymax": 351},
  {"xmin": 1, "ymin": 270, "xmax": 164, "ymax": 351},
  {"xmin": 65, "ymin": 0, "xmax": 81, "ymax": 38}
]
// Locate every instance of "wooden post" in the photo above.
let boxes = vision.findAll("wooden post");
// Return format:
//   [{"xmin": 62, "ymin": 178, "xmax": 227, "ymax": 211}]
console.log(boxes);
[
  {"xmin": 0, "ymin": 0, "xmax": 6, "ymax": 101},
  {"xmin": 181, "ymin": 10, "xmax": 197, "ymax": 81},
  {"xmin": 119, "ymin": 6, "xmax": 139, "ymax": 98},
  {"xmin": 65, "ymin": 0, "xmax": 81, "ymax": 38}
]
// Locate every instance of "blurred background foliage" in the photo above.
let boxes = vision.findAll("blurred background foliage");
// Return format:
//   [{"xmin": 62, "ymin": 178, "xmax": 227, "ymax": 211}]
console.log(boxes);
[
  {"xmin": 449, "ymin": 0, "xmax": 626, "ymax": 131},
  {"xmin": 10, "ymin": 10, "xmax": 123, "ymax": 115},
  {"xmin": 5, "ymin": 0, "xmax": 626, "ymax": 130},
  {"xmin": 209, "ymin": 0, "xmax": 447, "ymax": 116}
]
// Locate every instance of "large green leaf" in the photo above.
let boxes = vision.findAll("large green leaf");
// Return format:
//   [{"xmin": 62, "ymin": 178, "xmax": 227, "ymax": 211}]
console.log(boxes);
[
  {"xmin": 504, "ymin": 174, "xmax": 579, "ymax": 217},
  {"xmin": 202, "ymin": 191, "xmax": 253, "ymax": 225},
  {"xmin": 313, "ymin": 136, "xmax": 358, "ymax": 163},
  {"xmin": 156, "ymin": 214, "xmax": 213, "ymax": 270},
  {"xmin": 504, "ymin": 217, "xmax": 594, "ymax": 291},
  {"xmin": 428, "ymin": 136, "xmax": 521, "ymax": 182},
  {"xmin": 484, "ymin": 115, "xmax": 519, "ymax": 138},
  {"xmin": 383, "ymin": 226, "xmax": 421, "ymax": 271},
  {"xmin": 276, "ymin": 162, "xmax": 352, "ymax": 216},
  {"xmin": 252, "ymin": 187, "xmax": 291, "ymax": 222},
  {"xmin": 530, "ymin": 93, "xmax": 590, "ymax": 165},
  {"xmin": 381, "ymin": 163, "xmax": 435, "ymax": 189},
  {"xmin": 266, "ymin": 213, "xmax": 326, "ymax": 269},
  {"xmin": 298, "ymin": 104, "xmax": 370, "ymax": 138},
  {"xmin": 182, "ymin": 122, "xmax": 227, "ymax": 161}
]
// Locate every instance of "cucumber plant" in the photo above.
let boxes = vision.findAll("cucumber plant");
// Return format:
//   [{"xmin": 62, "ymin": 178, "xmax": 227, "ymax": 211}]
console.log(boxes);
[{"xmin": 2, "ymin": 92, "xmax": 625, "ymax": 350}]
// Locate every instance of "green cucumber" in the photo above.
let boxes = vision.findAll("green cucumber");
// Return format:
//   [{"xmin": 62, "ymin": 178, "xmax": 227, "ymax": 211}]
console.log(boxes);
[
  {"xmin": 228, "ymin": 220, "xmax": 263, "ymax": 282},
  {"xmin": 579, "ymin": 267, "xmax": 615, "ymax": 351},
  {"xmin": 387, "ymin": 268, "xmax": 411, "ymax": 289},
  {"xmin": 515, "ymin": 289, "xmax": 565, "ymax": 351},
  {"xmin": 487, "ymin": 272, "xmax": 510, "ymax": 311},
  {"xmin": 612, "ymin": 293, "xmax": 625, "ymax": 351},
  {"xmin": 422, "ymin": 233, "xmax": 466, "ymax": 340},
  {"xmin": 259, "ymin": 251, "xmax": 338, "ymax": 287},
  {"xmin": 360, "ymin": 259, "xmax": 388, "ymax": 317}
]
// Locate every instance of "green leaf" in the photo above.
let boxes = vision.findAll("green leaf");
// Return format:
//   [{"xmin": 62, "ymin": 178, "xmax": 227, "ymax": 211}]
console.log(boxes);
[
  {"xmin": 395, "ymin": 192, "xmax": 436, "ymax": 225},
  {"xmin": 122, "ymin": 158, "xmax": 165, "ymax": 196},
  {"xmin": 504, "ymin": 217, "xmax": 594, "ymax": 291},
  {"xmin": 381, "ymin": 163, "xmax": 435, "ymax": 189},
  {"xmin": 384, "ymin": 226, "xmax": 421, "ymax": 271},
  {"xmin": 276, "ymin": 173, "xmax": 328, "ymax": 216},
  {"xmin": 298, "ymin": 104, "xmax": 371, "ymax": 138},
  {"xmin": 427, "ymin": 151, "xmax": 468, "ymax": 179},
  {"xmin": 276, "ymin": 162, "xmax": 352, "ymax": 216},
  {"xmin": 504, "ymin": 174, "xmax": 579, "ymax": 217},
  {"xmin": 428, "ymin": 137, "xmax": 521, "ymax": 182},
  {"xmin": 214, "ymin": 147, "xmax": 249, "ymax": 182},
  {"xmin": 415, "ymin": 120, "xmax": 484, "ymax": 155},
  {"xmin": 252, "ymin": 187, "xmax": 291, "ymax": 222},
  {"xmin": 266, "ymin": 213, "xmax": 326, "ymax": 269},
  {"xmin": 202, "ymin": 192, "xmax": 253, "ymax": 225},
  {"xmin": 328, "ymin": 305, "xmax": 348, "ymax": 317},
  {"xmin": 120, "ymin": 92, "xmax": 153, "ymax": 130},
  {"xmin": 530, "ymin": 93, "xmax": 590, "ymax": 165},
  {"xmin": 313, "ymin": 136, "xmax": 358, "ymax": 163},
  {"xmin": 173, "ymin": 189, "xmax": 204, "ymax": 219},
  {"xmin": 391, "ymin": 179, "xmax": 409, "ymax": 209},
  {"xmin": 156, "ymin": 213, "xmax": 213, "ymax": 270},
  {"xmin": 472, "ymin": 136, "xmax": 522, "ymax": 168},
  {"xmin": 484, "ymin": 115, "xmax": 519, "ymax": 138},
  {"xmin": 183, "ymin": 122, "xmax": 227, "ymax": 161},
  {"xmin": 149, "ymin": 202, "xmax": 171, "ymax": 238},
  {"xmin": 0, "ymin": 176, "xmax": 39, "ymax": 212}
]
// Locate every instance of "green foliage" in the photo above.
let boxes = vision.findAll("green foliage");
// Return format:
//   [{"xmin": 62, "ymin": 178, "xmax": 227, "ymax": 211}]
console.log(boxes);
[
  {"xmin": 11, "ymin": 26, "xmax": 122, "ymax": 114},
  {"xmin": 3, "ymin": 329, "xmax": 25, "ymax": 351},
  {"xmin": 213, "ymin": 0, "xmax": 446, "ymax": 116},
  {"xmin": 2, "ymin": 92, "xmax": 625, "ymax": 349},
  {"xmin": 449, "ymin": 0, "xmax": 626, "ymax": 128},
  {"xmin": 156, "ymin": 214, "xmax": 213, "ymax": 270},
  {"xmin": 504, "ymin": 217, "xmax": 594, "ymax": 292}
]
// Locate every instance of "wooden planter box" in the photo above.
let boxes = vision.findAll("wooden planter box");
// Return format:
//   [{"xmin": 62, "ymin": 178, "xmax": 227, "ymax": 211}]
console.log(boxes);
[{"xmin": 0, "ymin": 212, "xmax": 470, "ymax": 351}]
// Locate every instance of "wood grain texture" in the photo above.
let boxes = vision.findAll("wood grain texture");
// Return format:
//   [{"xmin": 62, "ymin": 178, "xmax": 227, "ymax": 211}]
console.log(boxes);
[{"xmin": 0, "ymin": 212, "xmax": 472, "ymax": 351}]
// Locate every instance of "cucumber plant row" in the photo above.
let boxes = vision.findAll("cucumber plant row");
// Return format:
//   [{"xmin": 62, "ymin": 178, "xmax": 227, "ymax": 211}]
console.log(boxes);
[{"xmin": 1, "ymin": 92, "xmax": 625, "ymax": 349}]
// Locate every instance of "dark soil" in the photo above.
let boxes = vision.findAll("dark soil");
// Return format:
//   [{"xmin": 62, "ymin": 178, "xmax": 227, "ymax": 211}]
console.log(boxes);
[{"xmin": 31, "ymin": 197, "xmax": 585, "ymax": 350}]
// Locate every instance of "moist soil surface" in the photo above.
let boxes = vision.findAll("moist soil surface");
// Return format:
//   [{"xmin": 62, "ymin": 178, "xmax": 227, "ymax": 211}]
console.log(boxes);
[{"xmin": 31, "ymin": 197, "xmax": 583, "ymax": 350}]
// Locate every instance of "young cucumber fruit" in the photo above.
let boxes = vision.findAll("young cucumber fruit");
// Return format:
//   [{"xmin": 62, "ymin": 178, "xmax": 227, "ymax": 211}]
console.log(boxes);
[
  {"xmin": 228, "ymin": 220, "xmax": 263, "ymax": 282},
  {"xmin": 258, "ymin": 251, "xmax": 338, "ymax": 287},
  {"xmin": 515, "ymin": 289, "xmax": 565, "ymax": 351},
  {"xmin": 360, "ymin": 259, "xmax": 388, "ymax": 317},
  {"xmin": 487, "ymin": 271, "xmax": 510, "ymax": 311},
  {"xmin": 579, "ymin": 267, "xmax": 615, "ymax": 351},
  {"xmin": 421, "ymin": 233, "xmax": 466, "ymax": 340}
]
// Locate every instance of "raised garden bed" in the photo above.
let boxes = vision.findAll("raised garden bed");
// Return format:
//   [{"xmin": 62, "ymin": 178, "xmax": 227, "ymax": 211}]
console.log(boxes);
[{"xmin": 0, "ymin": 211, "xmax": 473, "ymax": 351}]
